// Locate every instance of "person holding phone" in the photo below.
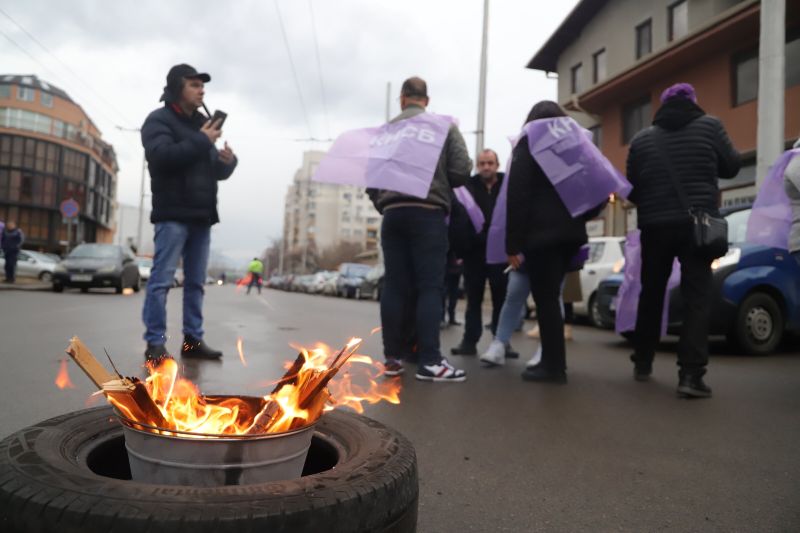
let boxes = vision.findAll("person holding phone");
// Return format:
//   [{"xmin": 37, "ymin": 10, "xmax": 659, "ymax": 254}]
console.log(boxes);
[{"xmin": 140, "ymin": 63, "xmax": 237, "ymax": 362}]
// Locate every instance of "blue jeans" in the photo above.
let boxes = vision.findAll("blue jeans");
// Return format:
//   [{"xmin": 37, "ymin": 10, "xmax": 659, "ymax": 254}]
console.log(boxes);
[
  {"xmin": 494, "ymin": 270, "xmax": 530, "ymax": 344},
  {"xmin": 142, "ymin": 222, "xmax": 210, "ymax": 345},
  {"xmin": 380, "ymin": 207, "xmax": 447, "ymax": 367}
]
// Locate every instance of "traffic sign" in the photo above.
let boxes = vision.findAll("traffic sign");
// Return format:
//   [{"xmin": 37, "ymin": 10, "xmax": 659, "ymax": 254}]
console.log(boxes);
[{"xmin": 60, "ymin": 198, "xmax": 80, "ymax": 219}]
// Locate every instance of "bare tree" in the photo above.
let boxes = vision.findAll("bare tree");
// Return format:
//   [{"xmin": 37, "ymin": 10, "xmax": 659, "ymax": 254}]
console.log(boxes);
[{"xmin": 317, "ymin": 241, "xmax": 365, "ymax": 271}]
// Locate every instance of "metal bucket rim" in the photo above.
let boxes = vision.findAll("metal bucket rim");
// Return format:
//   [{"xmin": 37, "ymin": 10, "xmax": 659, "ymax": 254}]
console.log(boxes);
[{"xmin": 115, "ymin": 411, "xmax": 318, "ymax": 441}]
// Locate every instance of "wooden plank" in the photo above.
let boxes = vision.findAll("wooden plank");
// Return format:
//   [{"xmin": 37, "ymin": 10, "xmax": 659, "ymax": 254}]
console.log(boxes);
[{"xmin": 65, "ymin": 337, "xmax": 116, "ymax": 389}]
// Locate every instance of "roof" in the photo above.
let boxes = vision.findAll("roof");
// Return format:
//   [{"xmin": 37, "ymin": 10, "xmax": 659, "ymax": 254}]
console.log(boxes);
[
  {"xmin": 526, "ymin": 0, "xmax": 610, "ymax": 72},
  {"xmin": 0, "ymin": 74, "xmax": 73, "ymax": 104}
]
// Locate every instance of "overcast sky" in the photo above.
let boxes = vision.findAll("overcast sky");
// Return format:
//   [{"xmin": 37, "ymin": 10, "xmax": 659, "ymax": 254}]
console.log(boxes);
[{"xmin": 1, "ymin": 0, "xmax": 579, "ymax": 264}]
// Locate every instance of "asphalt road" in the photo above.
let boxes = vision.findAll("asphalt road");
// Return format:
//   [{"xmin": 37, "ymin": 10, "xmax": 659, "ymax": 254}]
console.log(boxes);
[{"xmin": 0, "ymin": 285, "xmax": 798, "ymax": 532}]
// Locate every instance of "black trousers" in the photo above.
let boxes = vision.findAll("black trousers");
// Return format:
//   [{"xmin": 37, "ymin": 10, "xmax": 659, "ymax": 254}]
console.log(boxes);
[
  {"xmin": 462, "ymin": 254, "xmax": 507, "ymax": 345},
  {"xmin": 3, "ymin": 250, "xmax": 18, "ymax": 281},
  {"xmin": 442, "ymin": 271, "xmax": 460, "ymax": 323},
  {"xmin": 633, "ymin": 224, "xmax": 713, "ymax": 377},
  {"xmin": 246, "ymin": 273, "xmax": 262, "ymax": 294},
  {"xmin": 526, "ymin": 245, "xmax": 578, "ymax": 373}
]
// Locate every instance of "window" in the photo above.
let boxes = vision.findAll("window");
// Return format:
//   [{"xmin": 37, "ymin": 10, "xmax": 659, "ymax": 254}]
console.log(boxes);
[
  {"xmin": 588, "ymin": 242, "xmax": 605, "ymax": 264},
  {"xmin": 592, "ymin": 49, "xmax": 607, "ymax": 83},
  {"xmin": 636, "ymin": 19, "xmax": 652, "ymax": 59},
  {"xmin": 589, "ymin": 125, "xmax": 603, "ymax": 148},
  {"xmin": 40, "ymin": 92, "xmax": 53, "ymax": 108},
  {"xmin": 732, "ymin": 35, "xmax": 800, "ymax": 106},
  {"xmin": 622, "ymin": 97, "xmax": 652, "ymax": 144},
  {"xmin": 786, "ymin": 33, "xmax": 800, "ymax": 89},
  {"xmin": 669, "ymin": 1, "xmax": 689, "ymax": 41},
  {"xmin": 0, "ymin": 85, "xmax": 9, "ymax": 99},
  {"xmin": 16, "ymin": 86, "xmax": 35, "ymax": 102},
  {"xmin": 570, "ymin": 63, "xmax": 583, "ymax": 94}
]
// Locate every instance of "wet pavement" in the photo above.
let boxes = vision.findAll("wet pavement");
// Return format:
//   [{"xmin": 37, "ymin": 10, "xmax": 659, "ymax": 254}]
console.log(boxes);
[{"xmin": 0, "ymin": 285, "xmax": 798, "ymax": 532}]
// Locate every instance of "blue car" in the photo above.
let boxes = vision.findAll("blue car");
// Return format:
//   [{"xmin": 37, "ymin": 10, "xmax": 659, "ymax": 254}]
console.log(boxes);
[{"xmin": 595, "ymin": 207, "xmax": 800, "ymax": 354}]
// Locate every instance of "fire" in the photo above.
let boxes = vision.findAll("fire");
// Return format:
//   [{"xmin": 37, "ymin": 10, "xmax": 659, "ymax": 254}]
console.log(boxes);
[
  {"xmin": 370, "ymin": 326, "xmax": 382, "ymax": 336},
  {"xmin": 55, "ymin": 359, "xmax": 75, "ymax": 389},
  {"xmin": 105, "ymin": 336, "xmax": 401, "ymax": 438},
  {"xmin": 236, "ymin": 337, "xmax": 247, "ymax": 367}
]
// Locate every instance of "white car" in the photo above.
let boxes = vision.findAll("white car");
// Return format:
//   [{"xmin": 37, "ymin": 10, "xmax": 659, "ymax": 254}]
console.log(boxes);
[
  {"xmin": 0, "ymin": 250, "xmax": 58, "ymax": 282},
  {"xmin": 573, "ymin": 236, "xmax": 625, "ymax": 327}
]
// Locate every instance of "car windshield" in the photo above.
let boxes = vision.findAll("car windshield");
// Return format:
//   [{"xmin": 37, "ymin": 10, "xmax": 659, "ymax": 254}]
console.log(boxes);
[
  {"xmin": 341, "ymin": 264, "xmax": 371, "ymax": 277},
  {"xmin": 68, "ymin": 244, "xmax": 120, "ymax": 259},
  {"xmin": 725, "ymin": 208, "xmax": 751, "ymax": 244},
  {"xmin": 137, "ymin": 258, "xmax": 153, "ymax": 267},
  {"xmin": 588, "ymin": 242, "xmax": 605, "ymax": 263}
]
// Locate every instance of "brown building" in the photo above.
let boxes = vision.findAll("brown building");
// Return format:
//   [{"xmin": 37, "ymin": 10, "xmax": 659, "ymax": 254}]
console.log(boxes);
[
  {"xmin": 0, "ymin": 75, "xmax": 118, "ymax": 252},
  {"xmin": 527, "ymin": 0, "xmax": 800, "ymax": 233}
]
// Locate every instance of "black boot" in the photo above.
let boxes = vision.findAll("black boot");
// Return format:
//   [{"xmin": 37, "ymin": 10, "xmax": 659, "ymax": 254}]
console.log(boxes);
[
  {"xmin": 677, "ymin": 374, "xmax": 712, "ymax": 398},
  {"xmin": 181, "ymin": 335, "xmax": 223, "ymax": 359},
  {"xmin": 144, "ymin": 343, "xmax": 172, "ymax": 364},
  {"xmin": 505, "ymin": 344, "xmax": 520, "ymax": 359},
  {"xmin": 633, "ymin": 363, "xmax": 652, "ymax": 382},
  {"xmin": 450, "ymin": 342, "xmax": 477, "ymax": 356},
  {"xmin": 521, "ymin": 363, "xmax": 567, "ymax": 384}
]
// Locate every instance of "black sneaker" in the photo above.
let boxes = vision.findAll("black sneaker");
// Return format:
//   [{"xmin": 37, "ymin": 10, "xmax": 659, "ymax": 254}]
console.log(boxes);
[
  {"xmin": 450, "ymin": 342, "xmax": 477, "ymax": 356},
  {"xmin": 505, "ymin": 344, "xmax": 520, "ymax": 359},
  {"xmin": 383, "ymin": 358, "xmax": 405, "ymax": 377},
  {"xmin": 415, "ymin": 358, "xmax": 466, "ymax": 382},
  {"xmin": 677, "ymin": 375, "xmax": 712, "ymax": 398},
  {"xmin": 448, "ymin": 319, "xmax": 462, "ymax": 326},
  {"xmin": 181, "ymin": 335, "xmax": 222, "ymax": 359},
  {"xmin": 634, "ymin": 364, "xmax": 652, "ymax": 382},
  {"xmin": 144, "ymin": 343, "xmax": 172, "ymax": 364},
  {"xmin": 521, "ymin": 363, "xmax": 567, "ymax": 384}
]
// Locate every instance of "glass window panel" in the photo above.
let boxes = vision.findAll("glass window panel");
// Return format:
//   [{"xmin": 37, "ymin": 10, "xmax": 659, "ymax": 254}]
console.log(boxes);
[
  {"xmin": 787, "ymin": 35, "xmax": 800, "ymax": 88},
  {"xmin": 35, "ymin": 141, "xmax": 46, "ymax": 171},
  {"xmin": 593, "ymin": 49, "xmax": 607, "ymax": 83},
  {"xmin": 571, "ymin": 63, "xmax": 583, "ymax": 94},
  {"xmin": 11, "ymin": 136, "xmax": 24, "ymax": 166},
  {"xmin": 0, "ymin": 135, "xmax": 10, "ymax": 165},
  {"xmin": 9, "ymin": 170, "xmax": 21, "ymax": 201},
  {"xmin": 734, "ymin": 51, "xmax": 758, "ymax": 105},
  {"xmin": 23, "ymin": 138, "xmax": 36, "ymax": 168},
  {"xmin": 40, "ymin": 92, "xmax": 53, "ymax": 107},
  {"xmin": 16, "ymin": 86, "xmax": 35, "ymax": 102},
  {"xmin": 622, "ymin": 97, "xmax": 652, "ymax": 144},
  {"xmin": 0, "ymin": 169, "xmax": 8, "ymax": 196},
  {"xmin": 0, "ymin": 85, "xmax": 10, "ymax": 99},
  {"xmin": 42, "ymin": 176, "xmax": 55, "ymax": 206},
  {"xmin": 636, "ymin": 20, "xmax": 652, "ymax": 59},
  {"xmin": 669, "ymin": 1, "xmax": 689, "ymax": 41}
]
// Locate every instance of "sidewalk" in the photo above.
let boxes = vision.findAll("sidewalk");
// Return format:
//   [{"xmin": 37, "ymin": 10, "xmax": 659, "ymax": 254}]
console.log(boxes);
[{"xmin": 0, "ymin": 277, "xmax": 51, "ymax": 291}]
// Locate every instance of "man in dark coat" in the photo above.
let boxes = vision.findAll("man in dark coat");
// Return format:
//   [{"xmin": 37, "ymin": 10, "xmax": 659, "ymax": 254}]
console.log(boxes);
[
  {"xmin": 1, "ymin": 221, "xmax": 25, "ymax": 283},
  {"xmin": 626, "ymin": 83, "xmax": 740, "ymax": 398},
  {"xmin": 140, "ymin": 64, "xmax": 237, "ymax": 362}
]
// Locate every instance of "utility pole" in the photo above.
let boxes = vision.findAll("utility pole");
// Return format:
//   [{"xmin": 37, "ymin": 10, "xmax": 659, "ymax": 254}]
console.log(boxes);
[
  {"xmin": 756, "ymin": 0, "xmax": 786, "ymax": 186},
  {"xmin": 475, "ymin": 0, "xmax": 489, "ymax": 157},
  {"xmin": 385, "ymin": 82, "xmax": 391, "ymax": 122}
]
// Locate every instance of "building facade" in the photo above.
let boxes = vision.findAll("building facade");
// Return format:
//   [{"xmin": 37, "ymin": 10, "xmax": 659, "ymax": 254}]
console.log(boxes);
[
  {"xmin": 115, "ymin": 202, "xmax": 154, "ymax": 256},
  {"xmin": 283, "ymin": 151, "xmax": 381, "ymax": 271},
  {"xmin": 0, "ymin": 75, "xmax": 118, "ymax": 253},
  {"xmin": 528, "ymin": 0, "xmax": 800, "ymax": 233}
]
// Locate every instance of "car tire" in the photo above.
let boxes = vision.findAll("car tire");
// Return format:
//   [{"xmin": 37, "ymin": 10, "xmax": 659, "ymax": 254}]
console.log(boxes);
[
  {"xmin": 80, "ymin": 287, "xmax": 89, "ymax": 293},
  {"xmin": 0, "ymin": 407, "xmax": 418, "ymax": 533},
  {"xmin": 52, "ymin": 283, "xmax": 63, "ymax": 293},
  {"xmin": 730, "ymin": 292, "xmax": 784, "ymax": 355},
  {"xmin": 38, "ymin": 271, "xmax": 53, "ymax": 282},
  {"xmin": 588, "ymin": 293, "xmax": 606, "ymax": 328},
  {"xmin": 132, "ymin": 275, "xmax": 141, "ymax": 293}
]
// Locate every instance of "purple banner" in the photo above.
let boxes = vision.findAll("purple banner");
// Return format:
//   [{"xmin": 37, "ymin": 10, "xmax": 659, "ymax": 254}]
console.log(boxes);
[
  {"xmin": 745, "ymin": 149, "xmax": 799, "ymax": 250},
  {"xmin": 523, "ymin": 117, "xmax": 631, "ymax": 218},
  {"xmin": 614, "ymin": 230, "xmax": 680, "ymax": 336},
  {"xmin": 313, "ymin": 113, "xmax": 454, "ymax": 198},
  {"xmin": 453, "ymin": 186, "xmax": 485, "ymax": 234},
  {"xmin": 486, "ymin": 135, "xmax": 521, "ymax": 264}
]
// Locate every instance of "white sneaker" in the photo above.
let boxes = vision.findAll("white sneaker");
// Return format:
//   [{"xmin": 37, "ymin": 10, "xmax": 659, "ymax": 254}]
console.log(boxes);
[
  {"xmin": 526, "ymin": 346, "xmax": 542, "ymax": 368},
  {"xmin": 415, "ymin": 358, "xmax": 467, "ymax": 382},
  {"xmin": 480, "ymin": 339, "xmax": 506, "ymax": 367}
]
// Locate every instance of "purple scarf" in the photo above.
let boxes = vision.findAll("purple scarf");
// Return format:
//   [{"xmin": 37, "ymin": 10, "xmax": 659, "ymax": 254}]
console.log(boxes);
[
  {"xmin": 485, "ymin": 136, "xmax": 521, "ymax": 264},
  {"xmin": 313, "ymin": 113, "xmax": 454, "ymax": 198},
  {"xmin": 745, "ymin": 149, "xmax": 799, "ymax": 249},
  {"xmin": 452, "ymin": 186, "xmax": 485, "ymax": 234},
  {"xmin": 614, "ymin": 230, "xmax": 680, "ymax": 336},
  {"xmin": 523, "ymin": 117, "xmax": 631, "ymax": 217}
]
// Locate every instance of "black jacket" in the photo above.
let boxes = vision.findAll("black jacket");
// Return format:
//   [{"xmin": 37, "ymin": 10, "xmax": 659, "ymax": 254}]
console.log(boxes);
[
  {"xmin": 506, "ymin": 137, "xmax": 601, "ymax": 255},
  {"xmin": 626, "ymin": 99, "xmax": 740, "ymax": 228},
  {"xmin": 141, "ymin": 105, "xmax": 237, "ymax": 225},
  {"xmin": 449, "ymin": 173, "xmax": 504, "ymax": 258}
]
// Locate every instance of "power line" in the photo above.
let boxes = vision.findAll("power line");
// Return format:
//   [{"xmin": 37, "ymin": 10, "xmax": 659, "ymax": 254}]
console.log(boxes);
[
  {"xmin": 273, "ymin": 0, "xmax": 313, "ymax": 139},
  {"xmin": 0, "ymin": 6, "xmax": 135, "ymax": 127},
  {"xmin": 308, "ymin": 0, "xmax": 330, "ymax": 139}
]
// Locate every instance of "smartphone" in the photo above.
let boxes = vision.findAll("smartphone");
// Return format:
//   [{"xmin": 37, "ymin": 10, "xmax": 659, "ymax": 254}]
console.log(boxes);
[{"xmin": 209, "ymin": 110, "xmax": 227, "ymax": 129}]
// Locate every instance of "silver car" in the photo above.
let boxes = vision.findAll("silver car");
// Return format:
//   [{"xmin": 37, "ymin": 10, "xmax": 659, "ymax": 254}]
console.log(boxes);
[{"xmin": 0, "ymin": 250, "xmax": 57, "ymax": 282}]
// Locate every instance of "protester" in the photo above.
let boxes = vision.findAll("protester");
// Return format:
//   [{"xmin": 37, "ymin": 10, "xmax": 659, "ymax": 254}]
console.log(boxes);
[
  {"xmin": 786, "ymin": 138, "xmax": 800, "ymax": 266},
  {"xmin": 141, "ymin": 64, "xmax": 237, "ymax": 362},
  {"xmin": 506, "ymin": 101, "xmax": 616, "ymax": 383},
  {"xmin": 1, "ymin": 221, "xmax": 24, "ymax": 283},
  {"xmin": 626, "ymin": 83, "xmax": 740, "ymax": 398},
  {"xmin": 366, "ymin": 77, "xmax": 472, "ymax": 382},
  {"xmin": 450, "ymin": 149, "xmax": 510, "ymax": 356},
  {"xmin": 441, "ymin": 251, "xmax": 462, "ymax": 327},
  {"xmin": 246, "ymin": 257, "xmax": 264, "ymax": 295}
]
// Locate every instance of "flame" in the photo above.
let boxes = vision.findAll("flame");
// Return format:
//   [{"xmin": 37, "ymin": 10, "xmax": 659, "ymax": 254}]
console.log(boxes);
[
  {"xmin": 108, "ymin": 336, "xmax": 401, "ymax": 438},
  {"xmin": 370, "ymin": 326, "xmax": 382, "ymax": 336},
  {"xmin": 55, "ymin": 359, "xmax": 75, "ymax": 389},
  {"xmin": 236, "ymin": 337, "xmax": 247, "ymax": 367}
]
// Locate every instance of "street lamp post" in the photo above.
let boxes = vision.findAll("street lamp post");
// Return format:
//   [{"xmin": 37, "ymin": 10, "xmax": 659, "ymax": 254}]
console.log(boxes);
[{"xmin": 116, "ymin": 126, "xmax": 148, "ymax": 253}]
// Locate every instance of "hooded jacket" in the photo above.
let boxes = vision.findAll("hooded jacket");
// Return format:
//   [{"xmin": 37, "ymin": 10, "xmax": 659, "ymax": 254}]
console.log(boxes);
[
  {"xmin": 626, "ymin": 98, "xmax": 740, "ymax": 228},
  {"xmin": 141, "ymin": 105, "xmax": 237, "ymax": 225}
]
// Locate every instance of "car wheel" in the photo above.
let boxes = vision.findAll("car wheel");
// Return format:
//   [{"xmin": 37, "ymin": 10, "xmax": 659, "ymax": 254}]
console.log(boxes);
[
  {"xmin": 730, "ymin": 292, "xmax": 784, "ymax": 355},
  {"xmin": 115, "ymin": 279, "xmax": 124, "ymax": 294},
  {"xmin": 52, "ymin": 283, "xmax": 63, "ymax": 293},
  {"xmin": 80, "ymin": 287, "xmax": 89, "ymax": 293},
  {"xmin": 39, "ymin": 271, "xmax": 53, "ymax": 282},
  {"xmin": 132, "ymin": 275, "xmax": 141, "ymax": 293},
  {"xmin": 588, "ymin": 293, "xmax": 606, "ymax": 328}
]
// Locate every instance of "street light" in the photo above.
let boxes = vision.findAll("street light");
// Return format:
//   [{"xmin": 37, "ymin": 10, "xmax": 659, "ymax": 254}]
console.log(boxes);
[{"xmin": 115, "ymin": 126, "xmax": 147, "ymax": 253}]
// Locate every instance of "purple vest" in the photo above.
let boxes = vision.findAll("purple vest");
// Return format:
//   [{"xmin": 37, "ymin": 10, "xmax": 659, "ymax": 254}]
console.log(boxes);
[
  {"xmin": 452, "ymin": 186, "xmax": 485, "ymax": 234},
  {"xmin": 313, "ymin": 113, "xmax": 454, "ymax": 198},
  {"xmin": 745, "ymin": 149, "xmax": 799, "ymax": 250}
]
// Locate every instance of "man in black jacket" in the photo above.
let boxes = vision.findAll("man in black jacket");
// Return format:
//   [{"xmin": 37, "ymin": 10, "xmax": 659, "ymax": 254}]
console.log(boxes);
[
  {"xmin": 140, "ymin": 64, "xmax": 237, "ymax": 362},
  {"xmin": 451, "ymin": 149, "xmax": 509, "ymax": 356},
  {"xmin": 626, "ymin": 83, "xmax": 740, "ymax": 398}
]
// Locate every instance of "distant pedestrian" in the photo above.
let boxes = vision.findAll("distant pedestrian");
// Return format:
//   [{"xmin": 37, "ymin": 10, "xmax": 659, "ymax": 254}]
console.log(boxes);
[
  {"xmin": 626, "ymin": 83, "xmax": 740, "ymax": 398},
  {"xmin": 1, "ymin": 221, "xmax": 25, "ymax": 283},
  {"xmin": 449, "ymin": 149, "xmax": 510, "ymax": 357},
  {"xmin": 785, "ymin": 138, "xmax": 800, "ymax": 266},
  {"xmin": 247, "ymin": 257, "xmax": 264, "ymax": 295},
  {"xmin": 367, "ymin": 77, "xmax": 472, "ymax": 382},
  {"xmin": 141, "ymin": 63, "xmax": 238, "ymax": 362},
  {"xmin": 441, "ymin": 252, "xmax": 462, "ymax": 327},
  {"xmin": 506, "ymin": 101, "xmax": 616, "ymax": 383}
]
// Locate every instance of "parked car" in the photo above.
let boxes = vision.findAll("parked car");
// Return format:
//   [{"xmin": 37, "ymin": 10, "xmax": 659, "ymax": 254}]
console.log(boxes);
[
  {"xmin": 336, "ymin": 263, "xmax": 372, "ymax": 298},
  {"xmin": 573, "ymin": 236, "xmax": 625, "ymax": 327},
  {"xmin": 307, "ymin": 271, "xmax": 336, "ymax": 294},
  {"xmin": 0, "ymin": 249, "xmax": 58, "ymax": 282},
  {"xmin": 595, "ymin": 206, "xmax": 800, "ymax": 354},
  {"xmin": 52, "ymin": 243, "xmax": 141, "ymax": 294},
  {"xmin": 136, "ymin": 257, "xmax": 152, "ymax": 281},
  {"xmin": 358, "ymin": 264, "xmax": 384, "ymax": 300}
]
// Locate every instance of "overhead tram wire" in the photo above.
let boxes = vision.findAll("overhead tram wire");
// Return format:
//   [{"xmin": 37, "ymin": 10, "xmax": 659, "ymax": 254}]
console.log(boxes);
[
  {"xmin": 0, "ymin": 6, "xmax": 135, "ymax": 128},
  {"xmin": 308, "ymin": 0, "xmax": 330, "ymax": 140},
  {"xmin": 273, "ymin": 0, "xmax": 314, "ymax": 141}
]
